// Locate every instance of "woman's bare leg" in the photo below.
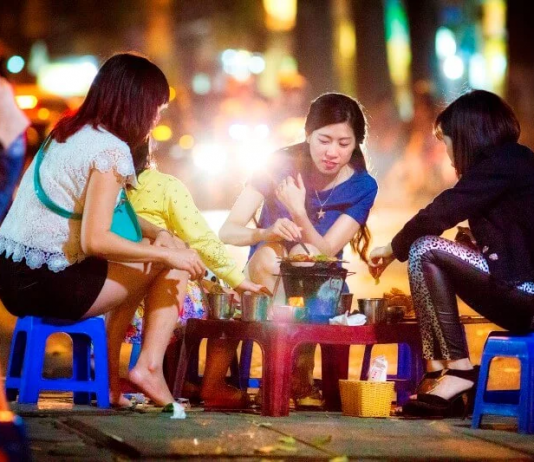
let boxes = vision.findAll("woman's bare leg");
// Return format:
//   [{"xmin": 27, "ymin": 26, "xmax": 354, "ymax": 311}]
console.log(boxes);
[
  {"xmin": 200, "ymin": 339, "xmax": 244, "ymax": 407},
  {"xmin": 198, "ymin": 243, "xmax": 287, "ymax": 406},
  {"xmin": 128, "ymin": 268, "xmax": 188, "ymax": 406},
  {"xmin": 246, "ymin": 242, "xmax": 287, "ymax": 304},
  {"xmin": 84, "ymin": 259, "xmax": 187, "ymax": 407}
]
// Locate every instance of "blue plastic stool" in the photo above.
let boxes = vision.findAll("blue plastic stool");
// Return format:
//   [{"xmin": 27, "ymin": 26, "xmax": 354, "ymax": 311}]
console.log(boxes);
[
  {"xmin": 5, "ymin": 316, "xmax": 110, "ymax": 408},
  {"xmin": 0, "ymin": 413, "xmax": 32, "ymax": 462},
  {"xmin": 472, "ymin": 331, "xmax": 534, "ymax": 434}
]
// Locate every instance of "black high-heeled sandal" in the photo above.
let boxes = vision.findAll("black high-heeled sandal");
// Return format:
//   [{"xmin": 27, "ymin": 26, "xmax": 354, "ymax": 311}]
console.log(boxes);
[
  {"xmin": 403, "ymin": 368, "xmax": 479, "ymax": 418},
  {"xmin": 414, "ymin": 369, "xmax": 446, "ymax": 394}
]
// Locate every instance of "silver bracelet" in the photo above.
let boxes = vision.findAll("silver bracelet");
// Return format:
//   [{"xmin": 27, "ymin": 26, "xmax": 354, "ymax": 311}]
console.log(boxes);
[{"xmin": 157, "ymin": 229, "xmax": 173, "ymax": 237}]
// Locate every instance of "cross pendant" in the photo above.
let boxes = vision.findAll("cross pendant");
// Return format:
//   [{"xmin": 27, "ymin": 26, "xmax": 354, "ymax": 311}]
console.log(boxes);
[{"xmin": 317, "ymin": 208, "xmax": 326, "ymax": 220}]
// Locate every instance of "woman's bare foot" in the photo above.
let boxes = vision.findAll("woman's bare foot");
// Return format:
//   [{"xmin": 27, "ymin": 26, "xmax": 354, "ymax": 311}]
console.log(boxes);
[
  {"xmin": 200, "ymin": 383, "xmax": 248, "ymax": 409},
  {"xmin": 181, "ymin": 381, "xmax": 201, "ymax": 401},
  {"xmin": 129, "ymin": 364, "xmax": 175, "ymax": 406},
  {"xmin": 110, "ymin": 393, "xmax": 133, "ymax": 409}
]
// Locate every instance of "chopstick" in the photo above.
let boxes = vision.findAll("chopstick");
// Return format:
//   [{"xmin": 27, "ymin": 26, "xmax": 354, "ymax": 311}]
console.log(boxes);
[{"xmin": 298, "ymin": 241, "xmax": 311, "ymax": 255}]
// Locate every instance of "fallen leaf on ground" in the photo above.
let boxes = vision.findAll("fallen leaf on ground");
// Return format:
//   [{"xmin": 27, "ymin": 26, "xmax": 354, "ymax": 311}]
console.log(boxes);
[
  {"xmin": 255, "ymin": 446, "xmax": 277, "ymax": 454},
  {"xmin": 312, "ymin": 435, "xmax": 332, "ymax": 446},
  {"xmin": 161, "ymin": 403, "xmax": 174, "ymax": 413},
  {"xmin": 330, "ymin": 456, "xmax": 349, "ymax": 462},
  {"xmin": 276, "ymin": 444, "xmax": 298, "ymax": 453},
  {"xmin": 252, "ymin": 421, "xmax": 273, "ymax": 427},
  {"xmin": 278, "ymin": 436, "xmax": 296, "ymax": 445}
]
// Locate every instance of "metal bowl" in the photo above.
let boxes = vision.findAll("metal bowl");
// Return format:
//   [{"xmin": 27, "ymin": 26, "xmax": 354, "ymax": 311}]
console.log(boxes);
[
  {"xmin": 272, "ymin": 304, "xmax": 306, "ymax": 323},
  {"xmin": 207, "ymin": 293, "xmax": 235, "ymax": 320},
  {"xmin": 241, "ymin": 292, "xmax": 270, "ymax": 322},
  {"xmin": 357, "ymin": 298, "xmax": 387, "ymax": 324},
  {"xmin": 386, "ymin": 305, "xmax": 406, "ymax": 324}
]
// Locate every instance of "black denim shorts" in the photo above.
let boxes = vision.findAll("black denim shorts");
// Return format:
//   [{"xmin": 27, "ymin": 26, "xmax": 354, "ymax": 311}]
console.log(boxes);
[{"xmin": 0, "ymin": 253, "xmax": 108, "ymax": 320}]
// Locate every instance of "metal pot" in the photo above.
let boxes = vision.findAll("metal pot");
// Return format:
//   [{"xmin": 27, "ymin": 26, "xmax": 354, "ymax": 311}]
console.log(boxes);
[
  {"xmin": 207, "ymin": 293, "xmax": 235, "ymax": 320},
  {"xmin": 279, "ymin": 261, "xmax": 348, "ymax": 324},
  {"xmin": 386, "ymin": 305, "xmax": 406, "ymax": 324},
  {"xmin": 241, "ymin": 292, "xmax": 270, "ymax": 322},
  {"xmin": 357, "ymin": 298, "xmax": 387, "ymax": 324}
]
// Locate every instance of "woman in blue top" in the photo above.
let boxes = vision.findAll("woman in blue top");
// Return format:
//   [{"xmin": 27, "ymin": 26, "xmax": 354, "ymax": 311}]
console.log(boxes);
[{"xmin": 205, "ymin": 93, "xmax": 378, "ymax": 408}]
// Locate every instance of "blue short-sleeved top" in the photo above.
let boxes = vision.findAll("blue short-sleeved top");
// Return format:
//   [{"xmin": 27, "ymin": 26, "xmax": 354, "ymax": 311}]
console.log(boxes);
[{"xmin": 248, "ymin": 143, "xmax": 378, "ymax": 260}]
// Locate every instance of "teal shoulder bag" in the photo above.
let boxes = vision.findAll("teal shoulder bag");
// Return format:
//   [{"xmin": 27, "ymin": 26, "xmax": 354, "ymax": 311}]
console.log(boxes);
[{"xmin": 33, "ymin": 137, "xmax": 143, "ymax": 243}]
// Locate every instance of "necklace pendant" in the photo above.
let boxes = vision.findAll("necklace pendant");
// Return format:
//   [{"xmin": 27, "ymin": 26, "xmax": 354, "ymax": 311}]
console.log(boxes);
[{"xmin": 317, "ymin": 208, "xmax": 326, "ymax": 220}]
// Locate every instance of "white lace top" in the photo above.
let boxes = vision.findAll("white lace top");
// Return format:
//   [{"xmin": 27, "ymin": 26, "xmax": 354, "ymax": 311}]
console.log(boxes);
[{"xmin": 0, "ymin": 125, "xmax": 136, "ymax": 272}]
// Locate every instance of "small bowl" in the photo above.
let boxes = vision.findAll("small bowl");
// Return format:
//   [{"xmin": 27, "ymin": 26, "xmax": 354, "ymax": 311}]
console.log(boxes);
[
  {"xmin": 272, "ymin": 304, "xmax": 306, "ymax": 323},
  {"xmin": 386, "ymin": 305, "xmax": 406, "ymax": 324},
  {"xmin": 207, "ymin": 293, "xmax": 235, "ymax": 320},
  {"xmin": 241, "ymin": 292, "xmax": 270, "ymax": 322},
  {"xmin": 357, "ymin": 298, "xmax": 387, "ymax": 324},
  {"xmin": 337, "ymin": 293, "xmax": 354, "ymax": 315}
]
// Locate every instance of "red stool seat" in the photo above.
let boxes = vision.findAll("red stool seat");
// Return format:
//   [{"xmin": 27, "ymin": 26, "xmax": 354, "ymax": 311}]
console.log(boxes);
[{"xmin": 172, "ymin": 319, "xmax": 424, "ymax": 416}]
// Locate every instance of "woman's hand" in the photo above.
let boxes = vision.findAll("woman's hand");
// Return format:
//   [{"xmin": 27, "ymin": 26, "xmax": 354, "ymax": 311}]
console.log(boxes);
[
  {"xmin": 233, "ymin": 279, "xmax": 270, "ymax": 295},
  {"xmin": 164, "ymin": 248, "xmax": 205, "ymax": 280},
  {"xmin": 154, "ymin": 229, "xmax": 178, "ymax": 248},
  {"xmin": 263, "ymin": 217, "xmax": 302, "ymax": 242},
  {"xmin": 274, "ymin": 174, "xmax": 306, "ymax": 217},
  {"xmin": 368, "ymin": 243, "xmax": 396, "ymax": 280}
]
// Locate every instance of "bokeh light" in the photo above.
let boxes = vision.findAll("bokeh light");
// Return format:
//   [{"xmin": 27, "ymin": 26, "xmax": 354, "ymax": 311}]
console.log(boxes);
[
  {"xmin": 6, "ymin": 55, "xmax": 25, "ymax": 74},
  {"xmin": 443, "ymin": 55, "xmax": 464, "ymax": 80},
  {"xmin": 435, "ymin": 27, "xmax": 457, "ymax": 59}
]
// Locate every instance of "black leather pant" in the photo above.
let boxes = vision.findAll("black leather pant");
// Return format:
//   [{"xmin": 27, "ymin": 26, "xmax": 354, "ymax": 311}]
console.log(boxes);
[{"xmin": 408, "ymin": 236, "xmax": 534, "ymax": 360}]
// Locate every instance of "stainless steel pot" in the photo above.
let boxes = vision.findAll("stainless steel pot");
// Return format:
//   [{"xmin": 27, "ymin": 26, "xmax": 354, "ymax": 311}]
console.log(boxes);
[
  {"xmin": 207, "ymin": 293, "xmax": 235, "ymax": 320},
  {"xmin": 241, "ymin": 292, "xmax": 270, "ymax": 322},
  {"xmin": 357, "ymin": 298, "xmax": 387, "ymax": 324}
]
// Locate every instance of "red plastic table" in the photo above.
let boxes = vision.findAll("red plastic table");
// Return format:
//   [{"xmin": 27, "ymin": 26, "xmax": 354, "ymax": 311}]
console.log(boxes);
[{"xmin": 172, "ymin": 319, "xmax": 423, "ymax": 417}]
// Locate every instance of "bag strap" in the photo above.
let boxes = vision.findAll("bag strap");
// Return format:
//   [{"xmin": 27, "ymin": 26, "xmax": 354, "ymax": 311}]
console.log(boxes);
[{"xmin": 33, "ymin": 136, "xmax": 83, "ymax": 220}]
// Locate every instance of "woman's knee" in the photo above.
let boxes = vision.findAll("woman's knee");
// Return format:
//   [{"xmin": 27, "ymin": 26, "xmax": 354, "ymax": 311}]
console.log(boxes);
[
  {"xmin": 248, "ymin": 243, "xmax": 286, "ymax": 276},
  {"xmin": 288, "ymin": 243, "xmax": 320, "ymax": 257},
  {"xmin": 408, "ymin": 235, "xmax": 449, "ymax": 264}
]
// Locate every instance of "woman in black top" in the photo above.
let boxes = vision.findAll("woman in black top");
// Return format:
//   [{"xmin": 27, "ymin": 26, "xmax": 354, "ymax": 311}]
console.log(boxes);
[{"xmin": 369, "ymin": 90, "xmax": 534, "ymax": 417}]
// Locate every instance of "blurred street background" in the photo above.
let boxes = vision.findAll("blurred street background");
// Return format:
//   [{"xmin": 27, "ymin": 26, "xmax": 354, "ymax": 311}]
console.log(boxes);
[{"xmin": 1, "ymin": 0, "xmax": 533, "ymax": 385}]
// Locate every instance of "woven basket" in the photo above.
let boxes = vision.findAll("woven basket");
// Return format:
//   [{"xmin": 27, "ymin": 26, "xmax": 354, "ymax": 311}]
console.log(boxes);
[{"xmin": 339, "ymin": 380, "xmax": 395, "ymax": 417}]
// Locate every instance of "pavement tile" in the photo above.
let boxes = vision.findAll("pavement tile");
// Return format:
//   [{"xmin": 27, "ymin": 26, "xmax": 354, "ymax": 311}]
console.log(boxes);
[
  {"xmin": 64, "ymin": 412, "xmax": 331, "ymax": 459},
  {"xmin": 24, "ymin": 417, "xmax": 115, "ymax": 462},
  {"xmin": 16, "ymin": 403, "xmax": 534, "ymax": 461},
  {"xmin": 255, "ymin": 412, "xmax": 534, "ymax": 460}
]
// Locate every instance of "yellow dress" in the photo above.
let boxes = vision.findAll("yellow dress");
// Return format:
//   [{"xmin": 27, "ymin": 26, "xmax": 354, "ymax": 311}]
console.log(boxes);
[{"xmin": 124, "ymin": 169, "xmax": 244, "ymax": 343}]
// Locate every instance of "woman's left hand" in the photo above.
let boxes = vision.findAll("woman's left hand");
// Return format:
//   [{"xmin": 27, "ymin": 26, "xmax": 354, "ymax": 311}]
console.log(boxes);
[
  {"xmin": 234, "ymin": 278, "xmax": 270, "ymax": 295},
  {"xmin": 154, "ymin": 230, "xmax": 187, "ymax": 250},
  {"xmin": 368, "ymin": 243, "xmax": 396, "ymax": 280},
  {"xmin": 275, "ymin": 174, "xmax": 306, "ymax": 216}
]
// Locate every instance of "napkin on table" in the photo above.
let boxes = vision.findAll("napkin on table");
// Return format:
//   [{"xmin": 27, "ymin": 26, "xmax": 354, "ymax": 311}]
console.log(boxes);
[{"xmin": 329, "ymin": 312, "xmax": 366, "ymax": 326}]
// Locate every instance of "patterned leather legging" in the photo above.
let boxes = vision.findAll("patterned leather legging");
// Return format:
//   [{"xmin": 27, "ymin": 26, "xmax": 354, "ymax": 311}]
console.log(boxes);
[{"xmin": 408, "ymin": 236, "xmax": 534, "ymax": 360}]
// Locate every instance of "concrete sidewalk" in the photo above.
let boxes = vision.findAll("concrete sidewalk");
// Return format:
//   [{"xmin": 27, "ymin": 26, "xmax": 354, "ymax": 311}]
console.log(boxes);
[{"xmin": 9, "ymin": 395, "xmax": 534, "ymax": 461}]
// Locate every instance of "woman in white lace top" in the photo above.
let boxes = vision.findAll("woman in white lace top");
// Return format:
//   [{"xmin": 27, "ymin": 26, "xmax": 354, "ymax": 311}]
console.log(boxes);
[{"xmin": 0, "ymin": 53, "xmax": 205, "ymax": 408}]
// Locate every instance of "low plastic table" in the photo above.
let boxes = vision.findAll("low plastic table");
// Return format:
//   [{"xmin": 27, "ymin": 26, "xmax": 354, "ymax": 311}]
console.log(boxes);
[{"xmin": 172, "ymin": 318, "xmax": 424, "ymax": 417}]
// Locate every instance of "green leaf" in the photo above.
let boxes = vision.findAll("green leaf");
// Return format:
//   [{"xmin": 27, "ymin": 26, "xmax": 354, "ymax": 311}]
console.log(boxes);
[
  {"xmin": 161, "ymin": 403, "xmax": 174, "ymax": 413},
  {"xmin": 254, "ymin": 445, "xmax": 276, "ymax": 454},
  {"xmin": 278, "ymin": 436, "xmax": 296, "ymax": 445},
  {"xmin": 276, "ymin": 444, "xmax": 299, "ymax": 453},
  {"xmin": 312, "ymin": 435, "xmax": 332, "ymax": 446},
  {"xmin": 252, "ymin": 421, "xmax": 273, "ymax": 427}
]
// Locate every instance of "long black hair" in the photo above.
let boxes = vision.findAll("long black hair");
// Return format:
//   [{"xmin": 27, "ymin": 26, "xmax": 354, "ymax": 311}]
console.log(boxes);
[
  {"xmin": 290, "ymin": 93, "xmax": 372, "ymax": 262},
  {"xmin": 434, "ymin": 89, "xmax": 520, "ymax": 176}
]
